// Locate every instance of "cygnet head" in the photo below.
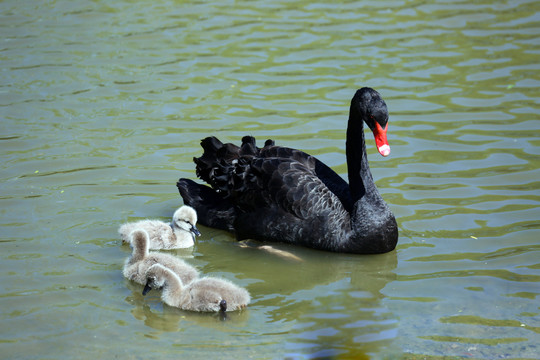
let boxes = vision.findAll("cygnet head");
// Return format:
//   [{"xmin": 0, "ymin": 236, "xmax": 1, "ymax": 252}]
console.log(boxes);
[
  {"xmin": 171, "ymin": 205, "xmax": 201, "ymax": 237},
  {"xmin": 142, "ymin": 263, "xmax": 168, "ymax": 296}
]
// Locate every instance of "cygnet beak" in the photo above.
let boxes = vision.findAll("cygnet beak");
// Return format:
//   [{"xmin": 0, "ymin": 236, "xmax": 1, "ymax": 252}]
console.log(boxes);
[
  {"xmin": 142, "ymin": 282, "xmax": 152, "ymax": 296},
  {"xmin": 191, "ymin": 225, "xmax": 201, "ymax": 237}
]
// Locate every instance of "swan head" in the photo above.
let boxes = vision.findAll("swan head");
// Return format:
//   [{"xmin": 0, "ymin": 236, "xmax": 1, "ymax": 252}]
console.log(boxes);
[
  {"xmin": 353, "ymin": 87, "xmax": 391, "ymax": 157},
  {"xmin": 171, "ymin": 205, "xmax": 201, "ymax": 237},
  {"xmin": 142, "ymin": 263, "xmax": 167, "ymax": 296}
]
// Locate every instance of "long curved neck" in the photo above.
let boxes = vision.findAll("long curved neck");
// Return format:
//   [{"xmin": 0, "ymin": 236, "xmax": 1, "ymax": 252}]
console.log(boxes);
[
  {"xmin": 161, "ymin": 268, "xmax": 184, "ymax": 307},
  {"xmin": 172, "ymin": 227, "xmax": 194, "ymax": 243},
  {"xmin": 346, "ymin": 105, "xmax": 375, "ymax": 204},
  {"xmin": 342, "ymin": 104, "xmax": 398, "ymax": 253},
  {"xmin": 131, "ymin": 234, "xmax": 149, "ymax": 263}
]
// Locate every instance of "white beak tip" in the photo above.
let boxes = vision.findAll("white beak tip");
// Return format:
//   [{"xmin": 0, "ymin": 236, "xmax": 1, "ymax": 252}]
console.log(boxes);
[{"xmin": 378, "ymin": 145, "xmax": 391, "ymax": 157}]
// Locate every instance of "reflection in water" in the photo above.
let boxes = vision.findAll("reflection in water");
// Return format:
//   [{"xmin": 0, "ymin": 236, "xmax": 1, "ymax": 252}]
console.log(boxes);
[
  {"xmin": 280, "ymin": 253, "xmax": 399, "ymax": 358},
  {"xmin": 123, "ymin": 241, "xmax": 399, "ymax": 357},
  {"xmin": 125, "ymin": 282, "xmax": 247, "ymax": 332},
  {"xmin": 214, "ymin": 241, "xmax": 399, "ymax": 357}
]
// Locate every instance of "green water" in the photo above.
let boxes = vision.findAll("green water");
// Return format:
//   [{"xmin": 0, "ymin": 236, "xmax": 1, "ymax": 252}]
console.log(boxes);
[{"xmin": 1, "ymin": 0, "xmax": 539, "ymax": 359}]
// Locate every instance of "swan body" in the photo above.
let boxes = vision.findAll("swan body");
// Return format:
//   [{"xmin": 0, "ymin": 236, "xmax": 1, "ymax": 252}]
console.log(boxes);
[
  {"xmin": 176, "ymin": 88, "xmax": 398, "ymax": 254},
  {"xmin": 122, "ymin": 229, "xmax": 199, "ymax": 285},
  {"xmin": 143, "ymin": 263, "xmax": 250, "ymax": 312},
  {"xmin": 119, "ymin": 206, "xmax": 201, "ymax": 249}
]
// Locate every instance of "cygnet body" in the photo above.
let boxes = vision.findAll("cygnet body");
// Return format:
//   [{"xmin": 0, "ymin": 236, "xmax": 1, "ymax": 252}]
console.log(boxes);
[
  {"xmin": 143, "ymin": 263, "xmax": 250, "ymax": 312},
  {"xmin": 119, "ymin": 205, "xmax": 201, "ymax": 249},
  {"xmin": 122, "ymin": 229, "xmax": 199, "ymax": 286}
]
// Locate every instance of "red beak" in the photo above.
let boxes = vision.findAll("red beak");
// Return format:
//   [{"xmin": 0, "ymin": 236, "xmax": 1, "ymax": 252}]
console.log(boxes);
[{"xmin": 373, "ymin": 122, "xmax": 391, "ymax": 157}]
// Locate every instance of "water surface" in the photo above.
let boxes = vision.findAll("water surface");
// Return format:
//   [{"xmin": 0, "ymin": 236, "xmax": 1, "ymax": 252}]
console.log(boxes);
[{"xmin": 1, "ymin": 0, "xmax": 539, "ymax": 359}]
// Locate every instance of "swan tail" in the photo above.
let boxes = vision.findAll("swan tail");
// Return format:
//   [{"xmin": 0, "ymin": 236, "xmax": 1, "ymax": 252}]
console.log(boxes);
[
  {"xmin": 176, "ymin": 178, "xmax": 236, "ymax": 231},
  {"xmin": 193, "ymin": 137, "xmax": 239, "ymax": 191},
  {"xmin": 193, "ymin": 136, "xmax": 277, "ymax": 197}
]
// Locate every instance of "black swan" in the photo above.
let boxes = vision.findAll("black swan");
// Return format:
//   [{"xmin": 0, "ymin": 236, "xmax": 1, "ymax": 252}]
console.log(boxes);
[{"xmin": 176, "ymin": 87, "xmax": 398, "ymax": 254}]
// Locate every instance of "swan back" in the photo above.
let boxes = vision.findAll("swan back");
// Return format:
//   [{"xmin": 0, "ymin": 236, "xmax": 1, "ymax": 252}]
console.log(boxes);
[
  {"xmin": 187, "ymin": 277, "xmax": 251, "ymax": 312},
  {"xmin": 118, "ymin": 219, "xmax": 174, "ymax": 247}
]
